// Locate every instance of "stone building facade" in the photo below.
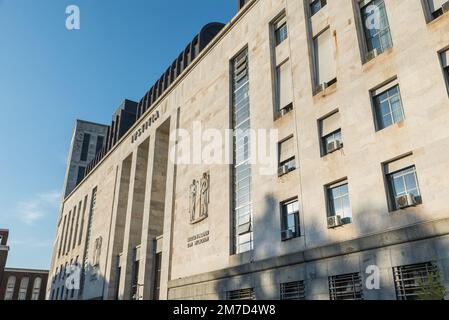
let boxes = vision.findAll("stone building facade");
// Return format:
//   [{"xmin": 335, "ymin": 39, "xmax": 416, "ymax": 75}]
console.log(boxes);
[{"xmin": 48, "ymin": 0, "xmax": 449, "ymax": 300}]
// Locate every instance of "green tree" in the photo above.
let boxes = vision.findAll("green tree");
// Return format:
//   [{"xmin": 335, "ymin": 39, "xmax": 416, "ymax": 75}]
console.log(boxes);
[{"xmin": 417, "ymin": 273, "xmax": 446, "ymax": 300}]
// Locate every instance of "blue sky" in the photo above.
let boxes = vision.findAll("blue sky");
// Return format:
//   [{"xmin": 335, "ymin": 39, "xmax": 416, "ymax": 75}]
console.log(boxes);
[{"xmin": 0, "ymin": 0, "xmax": 235, "ymax": 269}]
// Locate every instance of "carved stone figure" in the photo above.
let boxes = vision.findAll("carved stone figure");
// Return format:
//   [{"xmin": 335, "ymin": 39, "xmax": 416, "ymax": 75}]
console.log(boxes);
[
  {"xmin": 199, "ymin": 172, "xmax": 210, "ymax": 219},
  {"xmin": 189, "ymin": 172, "xmax": 210, "ymax": 224},
  {"xmin": 189, "ymin": 179, "xmax": 198, "ymax": 223},
  {"xmin": 93, "ymin": 236, "xmax": 102, "ymax": 267}
]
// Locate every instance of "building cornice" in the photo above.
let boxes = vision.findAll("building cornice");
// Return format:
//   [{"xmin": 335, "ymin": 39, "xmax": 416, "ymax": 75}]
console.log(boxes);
[{"xmin": 3, "ymin": 268, "xmax": 48, "ymax": 274}]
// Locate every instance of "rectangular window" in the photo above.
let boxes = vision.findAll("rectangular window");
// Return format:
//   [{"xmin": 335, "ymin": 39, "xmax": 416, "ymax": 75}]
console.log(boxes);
[
  {"xmin": 276, "ymin": 59, "xmax": 294, "ymax": 114},
  {"xmin": 4, "ymin": 276, "xmax": 16, "ymax": 300},
  {"xmin": 313, "ymin": 28, "xmax": 337, "ymax": 93},
  {"xmin": 131, "ymin": 248, "xmax": 141, "ymax": 300},
  {"xmin": 280, "ymin": 281, "xmax": 305, "ymax": 300},
  {"xmin": 310, "ymin": 0, "xmax": 327, "ymax": 16},
  {"xmin": 372, "ymin": 80, "xmax": 404, "ymax": 130},
  {"xmin": 386, "ymin": 165, "xmax": 421, "ymax": 211},
  {"xmin": 281, "ymin": 199, "xmax": 300, "ymax": 241},
  {"xmin": 393, "ymin": 262, "xmax": 443, "ymax": 300},
  {"xmin": 80, "ymin": 133, "xmax": 91, "ymax": 162},
  {"xmin": 329, "ymin": 273, "xmax": 364, "ymax": 300},
  {"xmin": 359, "ymin": 0, "xmax": 393, "ymax": 61},
  {"xmin": 427, "ymin": 0, "xmax": 447, "ymax": 20},
  {"xmin": 320, "ymin": 111, "xmax": 343, "ymax": 156},
  {"xmin": 95, "ymin": 135, "xmax": 104, "ymax": 154},
  {"xmin": 441, "ymin": 49, "xmax": 449, "ymax": 94},
  {"xmin": 274, "ymin": 16, "xmax": 288, "ymax": 46},
  {"xmin": 278, "ymin": 137, "xmax": 296, "ymax": 176},
  {"xmin": 18, "ymin": 277, "xmax": 30, "ymax": 300},
  {"xmin": 231, "ymin": 49, "xmax": 253, "ymax": 255},
  {"xmin": 76, "ymin": 166, "xmax": 86, "ymax": 185},
  {"xmin": 227, "ymin": 288, "xmax": 255, "ymax": 300},
  {"xmin": 326, "ymin": 180, "xmax": 352, "ymax": 226},
  {"xmin": 153, "ymin": 252, "xmax": 162, "ymax": 300}
]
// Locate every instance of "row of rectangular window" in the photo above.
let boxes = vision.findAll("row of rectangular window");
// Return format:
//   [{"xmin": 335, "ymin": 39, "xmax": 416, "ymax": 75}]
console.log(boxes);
[
  {"xmin": 279, "ymin": 157, "xmax": 421, "ymax": 239},
  {"xmin": 227, "ymin": 261, "xmax": 443, "ymax": 300},
  {"xmin": 272, "ymin": 1, "xmax": 449, "ymax": 111},
  {"xmin": 58, "ymin": 194, "xmax": 88, "ymax": 258},
  {"xmin": 3, "ymin": 276, "xmax": 43, "ymax": 300}
]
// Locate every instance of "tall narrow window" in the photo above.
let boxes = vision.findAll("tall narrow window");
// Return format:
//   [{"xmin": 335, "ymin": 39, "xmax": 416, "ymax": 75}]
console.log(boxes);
[
  {"xmin": 319, "ymin": 111, "xmax": 343, "ymax": 156},
  {"xmin": 80, "ymin": 133, "xmax": 91, "ymax": 161},
  {"xmin": 329, "ymin": 273, "xmax": 364, "ymax": 300},
  {"xmin": 276, "ymin": 59, "xmax": 294, "ymax": 114},
  {"xmin": 18, "ymin": 277, "xmax": 30, "ymax": 300},
  {"xmin": 131, "ymin": 246, "xmax": 140, "ymax": 300},
  {"xmin": 76, "ymin": 166, "xmax": 86, "ymax": 185},
  {"xmin": 153, "ymin": 252, "xmax": 162, "ymax": 300},
  {"xmin": 360, "ymin": 0, "xmax": 393, "ymax": 61},
  {"xmin": 393, "ymin": 262, "xmax": 443, "ymax": 300},
  {"xmin": 281, "ymin": 199, "xmax": 300, "ymax": 241},
  {"xmin": 231, "ymin": 49, "xmax": 253, "ymax": 255},
  {"xmin": 326, "ymin": 180, "xmax": 352, "ymax": 227},
  {"xmin": 114, "ymin": 255, "xmax": 121, "ymax": 300},
  {"xmin": 372, "ymin": 80, "xmax": 404, "ymax": 130},
  {"xmin": 313, "ymin": 28, "xmax": 337, "ymax": 93},
  {"xmin": 95, "ymin": 135, "xmax": 104, "ymax": 154},
  {"xmin": 31, "ymin": 277, "xmax": 42, "ymax": 300},
  {"xmin": 278, "ymin": 136, "xmax": 296, "ymax": 176},
  {"xmin": 80, "ymin": 187, "xmax": 97, "ymax": 295},
  {"xmin": 441, "ymin": 49, "xmax": 449, "ymax": 95},
  {"xmin": 4, "ymin": 276, "xmax": 16, "ymax": 300}
]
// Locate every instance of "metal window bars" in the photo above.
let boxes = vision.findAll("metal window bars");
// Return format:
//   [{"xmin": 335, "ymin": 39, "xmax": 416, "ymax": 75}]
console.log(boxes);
[
  {"xmin": 280, "ymin": 281, "xmax": 306, "ymax": 300},
  {"xmin": 329, "ymin": 273, "xmax": 364, "ymax": 300},
  {"xmin": 393, "ymin": 262, "xmax": 441, "ymax": 300},
  {"xmin": 227, "ymin": 288, "xmax": 255, "ymax": 300}
]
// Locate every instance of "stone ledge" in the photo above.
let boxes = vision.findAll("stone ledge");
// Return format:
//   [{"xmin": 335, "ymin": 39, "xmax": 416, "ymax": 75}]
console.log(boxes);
[{"xmin": 168, "ymin": 217, "xmax": 449, "ymax": 289}]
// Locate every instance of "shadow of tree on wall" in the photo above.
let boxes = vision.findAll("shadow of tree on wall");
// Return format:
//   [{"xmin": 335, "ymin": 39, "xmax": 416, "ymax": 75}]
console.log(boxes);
[{"xmin": 208, "ymin": 189, "xmax": 449, "ymax": 301}]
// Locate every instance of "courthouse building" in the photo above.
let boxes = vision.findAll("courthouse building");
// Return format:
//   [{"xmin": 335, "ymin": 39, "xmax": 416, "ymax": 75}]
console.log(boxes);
[{"xmin": 48, "ymin": 0, "xmax": 449, "ymax": 300}]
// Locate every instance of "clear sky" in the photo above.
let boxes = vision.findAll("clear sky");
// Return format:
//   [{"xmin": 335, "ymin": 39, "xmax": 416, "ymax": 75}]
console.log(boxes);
[{"xmin": 0, "ymin": 0, "xmax": 235, "ymax": 270}]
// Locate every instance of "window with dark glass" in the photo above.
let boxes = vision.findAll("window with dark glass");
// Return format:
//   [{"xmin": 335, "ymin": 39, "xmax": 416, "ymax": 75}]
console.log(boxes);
[
  {"xmin": 153, "ymin": 252, "xmax": 162, "ymax": 300},
  {"xmin": 441, "ymin": 49, "xmax": 449, "ymax": 95},
  {"xmin": 427, "ymin": 0, "xmax": 448, "ymax": 20},
  {"xmin": 274, "ymin": 17, "xmax": 288, "ymax": 46},
  {"xmin": 359, "ymin": 0, "xmax": 393, "ymax": 61},
  {"xmin": 95, "ymin": 135, "xmax": 104, "ymax": 154},
  {"xmin": 76, "ymin": 166, "xmax": 86, "ymax": 184},
  {"xmin": 310, "ymin": 0, "xmax": 327, "ymax": 16},
  {"xmin": 80, "ymin": 133, "xmax": 91, "ymax": 161},
  {"xmin": 372, "ymin": 81, "xmax": 404, "ymax": 130},
  {"xmin": 281, "ymin": 199, "xmax": 300, "ymax": 241}
]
